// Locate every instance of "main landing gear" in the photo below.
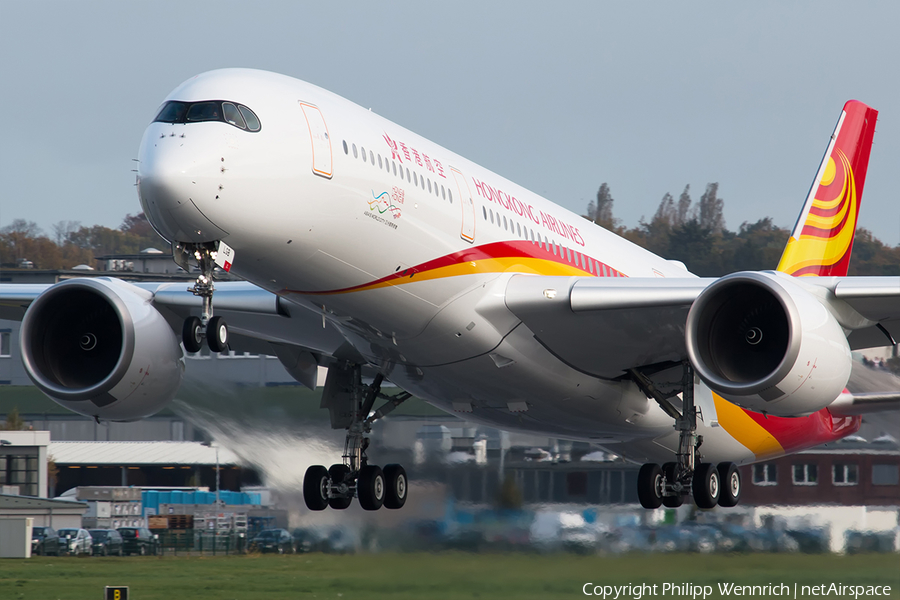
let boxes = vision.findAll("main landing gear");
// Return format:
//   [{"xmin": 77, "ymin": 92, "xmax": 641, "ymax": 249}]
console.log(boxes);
[
  {"xmin": 303, "ymin": 366, "xmax": 411, "ymax": 512},
  {"xmin": 176, "ymin": 242, "xmax": 229, "ymax": 354},
  {"xmin": 630, "ymin": 361, "xmax": 742, "ymax": 510}
]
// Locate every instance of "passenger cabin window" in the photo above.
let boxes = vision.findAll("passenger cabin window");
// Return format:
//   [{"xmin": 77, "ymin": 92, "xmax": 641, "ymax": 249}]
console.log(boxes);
[{"xmin": 154, "ymin": 100, "xmax": 261, "ymax": 132}]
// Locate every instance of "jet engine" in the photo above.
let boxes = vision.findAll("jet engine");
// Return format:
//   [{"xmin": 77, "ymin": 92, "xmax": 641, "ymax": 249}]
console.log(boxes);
[
  {"xmin": 20, "ymin": 278, "xmax": 184, "ymax": 421},
  {"xmin": 685, "ymin": 271, "xmax": 850, "ymax": 416}
]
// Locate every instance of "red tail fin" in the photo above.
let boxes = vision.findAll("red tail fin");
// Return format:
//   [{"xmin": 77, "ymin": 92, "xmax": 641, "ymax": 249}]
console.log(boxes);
[{"xmin": 777, "ymin": 100, "xmax": 878, "ymax": 276}]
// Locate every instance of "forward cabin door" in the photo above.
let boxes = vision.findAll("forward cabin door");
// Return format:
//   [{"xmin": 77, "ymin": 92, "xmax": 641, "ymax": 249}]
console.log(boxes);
[
  {"xmin": 451, "ymin": 167, "xmax": 476, "ymax": 243},
  {"xmin": 299, "ymin": 102, "xmax": 333, "ymax": 179}
]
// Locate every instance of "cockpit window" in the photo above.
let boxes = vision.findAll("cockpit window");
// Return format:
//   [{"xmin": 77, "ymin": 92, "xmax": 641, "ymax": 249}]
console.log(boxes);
[
  {"xmin": 153, "ymin": 100, "xmax": 261, "ymax": 132},
  {"xmin": 222, "ymin": 103, "xmax": 246, "ymax": 129},
  {"xmin": 238, "ymin": 105, "xmax": 261, "ymax": 132},
  {"xmin": 154, "ymin": 101, "xmax": 188, "ymax": 123},
  {"xmin": 186, "ymin": 102, "xmax": 221, "ymax": 122}
]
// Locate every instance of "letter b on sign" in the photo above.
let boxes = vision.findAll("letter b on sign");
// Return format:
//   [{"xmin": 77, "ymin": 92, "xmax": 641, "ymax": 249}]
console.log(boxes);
[{"xmin": 105, "ymin": 586, "xmax": 128, "ymax": 600}]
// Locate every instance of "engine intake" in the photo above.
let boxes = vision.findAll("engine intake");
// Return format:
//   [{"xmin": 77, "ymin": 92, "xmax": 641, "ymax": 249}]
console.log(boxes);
[
  {"xmin": 21, "ymin": 278, "xmax": 184, "ymax": 421},
  {"xmin": 685, "ymin": 271, "xmax": 850, "ymax": 416}
]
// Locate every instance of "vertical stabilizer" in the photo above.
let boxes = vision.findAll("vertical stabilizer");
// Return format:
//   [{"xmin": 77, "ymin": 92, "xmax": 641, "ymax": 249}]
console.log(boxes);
[{"xmin": 777, "ymin": 101, "xmax": 878, "ymax": 276}]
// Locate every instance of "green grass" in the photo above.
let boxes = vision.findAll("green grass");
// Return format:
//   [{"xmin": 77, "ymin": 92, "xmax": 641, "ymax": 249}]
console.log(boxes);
[{"xmin": 1, "ymin": 552, "xmax": 898, "ymax": 600}]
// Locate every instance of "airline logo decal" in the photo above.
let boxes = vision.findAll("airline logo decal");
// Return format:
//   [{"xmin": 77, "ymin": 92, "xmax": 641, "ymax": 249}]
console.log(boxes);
[
  {"xmin": 713, "ymin": 393, "xmax": 860, "ymax": 460},
  {"xmin": 283, "ymin": 241, "xmax": 624, "ymax": 296},
  {"xmin": 383, "ymin": 132, "xmax": 447, "ymax": 179},
  {"xmin": 364, "ymin": 187, "xmax": 404, "ymax": 230},
  {"xmin": 777, "ymin": 147, "xmax": 859, "ymax": 277}
]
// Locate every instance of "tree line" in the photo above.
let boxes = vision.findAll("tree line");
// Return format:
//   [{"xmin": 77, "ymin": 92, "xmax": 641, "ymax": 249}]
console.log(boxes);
[
  {"xmin": 1, "ymin": 190, "xmax": 898, "ymax": 277},
  {"xmin": 585, "ymin": 183, "xmax": 900, "ymax": 277},
  {"xmin": 0, "ymin": 213, "xmax": 169, "ymax": 270}
]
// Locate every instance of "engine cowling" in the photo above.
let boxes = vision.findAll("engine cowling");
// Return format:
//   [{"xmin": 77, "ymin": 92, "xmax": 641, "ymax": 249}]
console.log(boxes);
[
  {"xmin": 20, "ymin": 278, "xmax": 184, "ymax": 421},
  {"xmin": 685, "ymin": 271, "xmax": 850, "ymax": 416}
]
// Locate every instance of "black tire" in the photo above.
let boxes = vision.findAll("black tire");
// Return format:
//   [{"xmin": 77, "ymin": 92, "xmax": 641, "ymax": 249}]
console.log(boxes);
[
  {"xmin": 661, "ymin": 462, "xmax": 684, "ymax": 508},
  {"xmin": 692, "ymin": 462, "xmax": 721, "ymax": 509},
  {"xmin": 637, "ymin": 463, "xmax": 663, "ymax": 509},
  {"xmin": 357, "ymin": 465, "xmax": 385, "ymax": 511},
  {"xmin": 717, "ymin": 462, "xmax": 741, "ymax": 507},
  {"xmin": 182, "ymin": 316, "xmax": 203, "ymax": 352},
  {"xmin": 303, "ymin": 465, "xmax": 329, "ymax": 511},
  {"xmin": 207, "ymin": 316, "xmax": 228, "ymax": 352},
  {"xmin": 327, "ymin": 464, "xmax": 352, "ymax": 510},
  {"xmin": 383, "ymin": 463, "xmax": 408, "ymax": 509}
]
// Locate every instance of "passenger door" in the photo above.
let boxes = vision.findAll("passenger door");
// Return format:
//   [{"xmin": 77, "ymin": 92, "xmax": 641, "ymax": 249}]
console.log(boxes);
[
  {"xmin": 299, "ymin": 102, "xmax": 333, "ymax": 179},
  {"xmin": 451, "ymin": 167, "xmax": 476, "ymax": 243}
]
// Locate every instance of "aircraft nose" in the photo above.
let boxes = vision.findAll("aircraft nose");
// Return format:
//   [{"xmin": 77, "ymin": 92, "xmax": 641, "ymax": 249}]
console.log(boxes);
[{"xmin": 137, "ymin": 128, "xmax": 228, "ymax": 243}]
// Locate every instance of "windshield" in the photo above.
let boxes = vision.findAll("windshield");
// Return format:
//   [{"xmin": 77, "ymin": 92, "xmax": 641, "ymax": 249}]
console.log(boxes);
[
  {"xmin": 154, "ymin": 100, "xmax": 261, "ymax": 132},
  {"xmin": 89, "ymin": 530, "xmax": 109, "ymax": 540},
  {"xmin": 119, "ymin": 529, "xmax": 137, "ymax": 538},
  {"xmin": 58, "ymin": 529, "xmax": 78, "ymax": 537},
  {"xmin": 256, "ymin": 530, "xmax": 279, "ymax": 540}
]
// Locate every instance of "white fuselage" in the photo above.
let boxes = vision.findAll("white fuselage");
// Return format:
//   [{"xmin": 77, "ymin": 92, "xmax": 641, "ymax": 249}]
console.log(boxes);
[{"xmin": 136, "ymin": 69, "xmax": 778, "ymax": 466}]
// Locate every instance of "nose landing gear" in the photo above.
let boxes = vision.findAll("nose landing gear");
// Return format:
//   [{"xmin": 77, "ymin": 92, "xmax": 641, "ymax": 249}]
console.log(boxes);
[
  {"xmin": 175, "ymin": 242, "xmax": 229, "ymax": 353},
  {"xmin": 631, "ymin": 362, "xmax": 742, "ymax": 509},
  {"xmin": 303, "ymin": 365, "xmax": 411, "ymax": 512}
]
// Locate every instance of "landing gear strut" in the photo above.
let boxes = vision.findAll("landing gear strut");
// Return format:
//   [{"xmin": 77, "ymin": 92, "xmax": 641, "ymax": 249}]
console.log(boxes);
[
  {"xmin": 630, "ymin": 361, "xmax": 741, "ymax": 509},
  {"xmin": 303, "ymin": 365, "xmax": 411, "ymax": 511},
  {"xmin": 175, "ymin": 242, "xmax": 229, "ymax": 353}
]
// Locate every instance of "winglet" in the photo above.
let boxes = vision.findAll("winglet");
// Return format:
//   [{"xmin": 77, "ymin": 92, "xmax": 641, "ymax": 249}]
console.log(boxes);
[{"xmin": 777, "ymin": 100, "xmax": 878, "ymax": 276}]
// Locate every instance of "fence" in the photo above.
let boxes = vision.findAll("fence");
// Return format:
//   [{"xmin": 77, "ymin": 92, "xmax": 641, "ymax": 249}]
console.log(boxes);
[{"xmin": 154, "ymin": 530, "xmax": 248, "ymax": 556}]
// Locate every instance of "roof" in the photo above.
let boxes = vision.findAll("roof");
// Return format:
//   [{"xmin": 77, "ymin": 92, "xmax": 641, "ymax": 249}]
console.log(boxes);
[
  {"xmin": 49, "ymin": 442, "xmax": 240, "ymax": 466},
  {"xmin": 0, "ymin": 493, "xmax": 87, "ymax": 511}
]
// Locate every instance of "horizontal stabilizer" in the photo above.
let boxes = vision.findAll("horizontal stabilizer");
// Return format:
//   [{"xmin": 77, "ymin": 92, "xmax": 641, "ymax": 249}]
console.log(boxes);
[{"xmin": 829, "ymin": 391, "xmax": 900, "ymax": 416}]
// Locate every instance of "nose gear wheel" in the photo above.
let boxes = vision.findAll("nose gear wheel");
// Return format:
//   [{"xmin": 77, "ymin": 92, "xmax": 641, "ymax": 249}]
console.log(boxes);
[{"xmin": 174, "ymin": 241, "xmax": 230, "ymax": 353}]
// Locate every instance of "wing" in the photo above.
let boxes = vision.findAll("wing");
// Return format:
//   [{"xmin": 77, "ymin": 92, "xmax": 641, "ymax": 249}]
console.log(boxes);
[
  {"xmin": 503, "ymin": 275, "xmax": 712, "ymax": 379},
  {"xmin": 503, "ymin": 273, "xmax": 900, "ymax": 381}
]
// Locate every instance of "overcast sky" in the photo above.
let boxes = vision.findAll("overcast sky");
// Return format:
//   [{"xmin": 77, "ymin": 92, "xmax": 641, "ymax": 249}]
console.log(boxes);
[{"xmin": 3, "ymin": 1, "xmax": 900, "ymax": 247}]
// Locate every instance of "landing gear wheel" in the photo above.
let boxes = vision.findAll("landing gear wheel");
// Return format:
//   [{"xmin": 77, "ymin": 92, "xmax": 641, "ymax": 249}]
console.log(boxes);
[
  {"xmin": 637, "ymin": 463, "xmax": 664, "ymax": 509},
  {"xmin": 692, "ymin": 462, "xmax": 721, "ymax": 509},
  {"xmin": 303, "ymin": 465, "xmax": 329, "ymax": 511},
  {"xmin": 327, "ymin": 464, "xmax": 352, "ymax": 510},
  {"xmin": 661, "ymin": 462, "xmax": 684, "ymax": 508},
  {"xmin": 717, "ymin": 462, "xmax": 741, "ymax": 507},
  {"xmin": 383, "ymin": 463, "xmax": 408, "ymax": 509},
  {"xmin": 182, "ymin": 316, "xmax": 202, "ymax": 353},
  {"xmin": 207, "ymin": 316, "xmax": 228, "ymax": 352},
  {"xmin": 357, "ymin": 465, "xmax": 385, "ymax": 511}
]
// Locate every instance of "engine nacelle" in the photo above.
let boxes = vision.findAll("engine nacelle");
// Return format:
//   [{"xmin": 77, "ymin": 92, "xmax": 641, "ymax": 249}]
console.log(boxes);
[
  {"xmin": 685, "ymin": 271, "xmax": 850, "ymax": 417},
  {"xmin": 20, "ymin": 278, "xmax": 184, "ymax": 421}
]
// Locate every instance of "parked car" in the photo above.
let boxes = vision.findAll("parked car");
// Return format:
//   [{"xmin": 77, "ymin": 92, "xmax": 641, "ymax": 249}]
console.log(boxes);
[
  {"xmin": 249, "ymin": 528, "xmax": 294, "ymax": 554},
  {"xmin": 89, "ymin": 529, "xmax": 124, "ymax": 556},
  {"xmin": 117, "ymin": 527, "xmax": 159, "ymax": 556},
  {"xmin": 57, "ymin": 528, "xmax": 93, "ymax": 556},
  {"xmin": 31, "ymin": 526, "xmax": 62, "ymax": 556}
]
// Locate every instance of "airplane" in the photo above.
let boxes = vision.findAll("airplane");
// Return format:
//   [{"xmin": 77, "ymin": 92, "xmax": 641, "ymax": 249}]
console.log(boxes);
[{"xmin": 2, "ymin": 68, "xmax": 899, "ymax": 511}]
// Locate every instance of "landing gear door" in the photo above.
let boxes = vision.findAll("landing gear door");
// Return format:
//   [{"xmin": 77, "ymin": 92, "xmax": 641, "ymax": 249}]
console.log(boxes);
[
  {"xmin": 299, "ymin": 102, "xmax": 333, "ymax": 179},
  {"xmin": 452, "ymin": 167, "xmax": 476, "ymax": 243}
]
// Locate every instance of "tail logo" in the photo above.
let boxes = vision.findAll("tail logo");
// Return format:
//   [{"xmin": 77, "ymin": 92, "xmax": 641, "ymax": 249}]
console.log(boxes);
[{"xmin": 777, "ymin": 147, "xmax": 858, "ymax": 276}]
